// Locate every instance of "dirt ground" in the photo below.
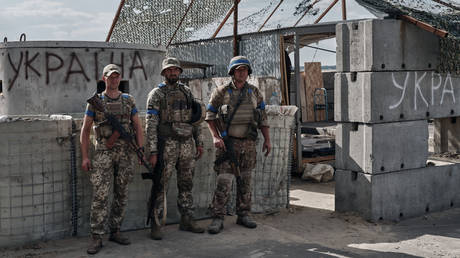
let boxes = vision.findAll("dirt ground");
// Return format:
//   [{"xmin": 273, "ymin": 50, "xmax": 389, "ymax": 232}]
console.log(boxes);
[{"xmin": 1, "ymin": 178, "xmax": 460, "ymax": 258}]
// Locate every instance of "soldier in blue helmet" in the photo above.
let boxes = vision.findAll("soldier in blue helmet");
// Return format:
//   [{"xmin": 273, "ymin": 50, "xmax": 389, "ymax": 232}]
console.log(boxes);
[{"xmin": 205, "ymin": 56, "xmax": 271, "ymax": 234}]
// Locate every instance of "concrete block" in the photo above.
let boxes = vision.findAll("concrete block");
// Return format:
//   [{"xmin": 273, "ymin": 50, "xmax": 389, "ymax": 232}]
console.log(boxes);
[
  {"xmin": 336, "ymin": 19, "xmax": 440, "ymax": 72},
  {"xmin": 336, "ymin": 121, "xmax": 428, "ymax": 173},
  {"xmin": 335, "ymin": 72, "xmax": 460, "ymax": 123},
  {"xmin": 0, "ymin": 42, "xmax": 164, "ymax": 116},
  {"xmin": 335, "ymin": 165, "xmax": 460, "ymax": 222}
]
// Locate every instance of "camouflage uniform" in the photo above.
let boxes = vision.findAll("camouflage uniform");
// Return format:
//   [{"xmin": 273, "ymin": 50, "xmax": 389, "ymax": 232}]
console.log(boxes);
[
  {"xmin": 85, "ymin": 93, "xmax": 137, "ymax": 235},
  {"xmin": 206, "ymin": 81, "xmax": 268, "ymax": 219},
  {"xmin": 145, "ymin": 81, "xmax": 203, "ymax": 218}
]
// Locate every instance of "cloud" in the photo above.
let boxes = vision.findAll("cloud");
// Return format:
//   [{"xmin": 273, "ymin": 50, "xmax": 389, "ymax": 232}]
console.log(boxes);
[
  {"xmin": 0, "ymin": 0, "xmax": 91, "ymax": 18},
  {"xmin": 0, "ymin": 0, "xmax": 116, "ymax": 41}
]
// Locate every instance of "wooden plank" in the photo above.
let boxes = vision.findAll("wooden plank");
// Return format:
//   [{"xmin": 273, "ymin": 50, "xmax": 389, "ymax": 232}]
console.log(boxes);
[
  {"xmin": 304, "ymin": 62, "xmax": 324, "ymax": 122},
  {"xmin": 302, "ymin": 155, "xmax": 335, "ymax": 164},
  {"xmin": 299, "ymin": 72, "xmax": 308, "ymax": 122},
  {"xmin": 279, "ymin": 36, "xmax": 289, "ymax": 105}
]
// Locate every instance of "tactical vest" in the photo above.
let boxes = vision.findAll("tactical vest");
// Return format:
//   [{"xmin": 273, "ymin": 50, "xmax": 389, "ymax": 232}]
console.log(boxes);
[
  {"xmin": 218, "ymin": 83, "xmax": 258, "ymax": 139},
  {"xmin": 157, "ymin": 83, "xmax": 194, "ymax": 139},
  {"xmin": 93, "ymin": 93, "xmax": 133, "ymax": 142}
]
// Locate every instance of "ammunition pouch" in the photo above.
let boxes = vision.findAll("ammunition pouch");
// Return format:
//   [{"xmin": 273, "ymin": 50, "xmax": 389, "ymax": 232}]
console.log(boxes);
[
  {"xmin": 95, "ymin": 123, "xmax": 113, "ymax": 139},
  {"xmin": 158, "ymin": 122, "xmax": 193, "ymax": 140}
]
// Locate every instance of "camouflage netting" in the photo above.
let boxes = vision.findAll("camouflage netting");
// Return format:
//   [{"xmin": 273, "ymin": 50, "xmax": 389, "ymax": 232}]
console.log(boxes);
[
  {"xmin": 356, "ymin": 0, "xmax": 460, "ymax": 74},
  {"xmin": 109, "ymin": 0, "xmax": 326, "ymax": 45},
  {"xmin": 110, "ymin": 0, "xmax": 234, "ymax": 46}
]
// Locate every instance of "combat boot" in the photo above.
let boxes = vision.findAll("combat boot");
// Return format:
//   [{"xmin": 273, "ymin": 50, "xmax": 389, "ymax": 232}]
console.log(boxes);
[
  {"xmin": 179, "ymin": 215, "xmax": 205, "ymax": 233},
  {"xmin": 87, "ymin": 234, "xmax": 103, "ymax": 255},
  {"xmin": 207, "ymin": 217, "xmax": 224, "ymax": 234},
  {"xmin": 109, "ymin": 230, "xmax": 131, "ymax": 245},
  {"xmin": 150, "ymin": 222, "xmax": 163, "ymax": 240},
  {"xmin": 236, "ymin": 215, "xmax": 257, "ymax": 228}
]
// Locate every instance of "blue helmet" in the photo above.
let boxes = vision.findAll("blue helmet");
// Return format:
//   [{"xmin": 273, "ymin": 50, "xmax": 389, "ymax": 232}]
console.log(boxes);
[{"xmin": 227, "ymin": 56, "xmax": 252, "ymax": 76}]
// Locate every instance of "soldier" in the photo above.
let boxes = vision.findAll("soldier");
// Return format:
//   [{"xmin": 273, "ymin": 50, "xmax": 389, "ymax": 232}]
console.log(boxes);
[
  {"xmin": 80, "ymin": 64, "xmax": 144, "ymax": 254},
  {"xmin": 145, "ymin": 57, "xmax": 205, "ymax": 240},
  {"xmin": 205, "ymin": 56, "xmax": 271, "ymax": 234}
]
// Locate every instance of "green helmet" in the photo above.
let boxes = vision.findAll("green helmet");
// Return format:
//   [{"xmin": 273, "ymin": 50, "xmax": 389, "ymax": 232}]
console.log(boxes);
[
  {"xmin": 161, "ymin": 57, "xmax": 183, "ymax": 76},
  {"xmin": 227, "ymin": 56, "xmax": 252, "ymax": 75}
]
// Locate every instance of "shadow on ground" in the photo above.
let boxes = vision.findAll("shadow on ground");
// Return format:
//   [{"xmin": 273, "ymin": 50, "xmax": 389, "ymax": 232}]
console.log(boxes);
[{"xmin": 1, "ymin": 177, "xmax": 460, "ymax": 257}]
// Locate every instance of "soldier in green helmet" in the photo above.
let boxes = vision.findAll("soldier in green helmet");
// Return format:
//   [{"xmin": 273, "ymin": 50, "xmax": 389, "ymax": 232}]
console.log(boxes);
[
  {"xmin": 80, "ymin": 64, "xmax": 144, "ymax": 254},
  {"xmin": 145, "ymin": 57, "xmax": 205, "ymax": 240}
]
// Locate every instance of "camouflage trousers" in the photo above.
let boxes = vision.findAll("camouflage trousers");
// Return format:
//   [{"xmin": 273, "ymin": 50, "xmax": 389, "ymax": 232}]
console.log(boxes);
[
  {"xmin": 89, "ymin": 144, "xmax": 134, "ymax": 235},
  {"xmin": 211, "ymin": 138, "xmax": 257, "ymax": 219},
  {"xmin": 154, "ymin": 137, "xmax": 197, "ymax": 218}
]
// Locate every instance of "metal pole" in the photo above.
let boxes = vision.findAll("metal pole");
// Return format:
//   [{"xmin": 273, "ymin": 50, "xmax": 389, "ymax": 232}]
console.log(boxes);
[
  {"xmin": 211, "ymin": 0, "xmax": 241, "ymax": 39},
  {"xmin": 106, "ymin": 0, "xmax": 126, "ymax": 42},
  {"xmin": 293, "ymin": 0, "xmax": 321, "ymax": 27},
  {"xmin": 342, "ymin": 0, "xmax": 347, "ymax": 20},
  {"xmin": 167, "ymin": 0, "xmax": 196, "ymax": 48},
  {"xmin": 294, "ymin": 33, "xmax": 302, "ymax": 173},
  {"xmin": 314, "ymin": 0, "xmax": 339, "ymax": 24},
  {"xmin": 233, "ymin": 0, "xmax": 238, "ymax": 56},
  {"xmin": 305, "ymin": 45, "xmax": 336, "ymax": 53},
  {"xmin": 258, "ymin": 0, "xmax": 284, "ymax": 32}
]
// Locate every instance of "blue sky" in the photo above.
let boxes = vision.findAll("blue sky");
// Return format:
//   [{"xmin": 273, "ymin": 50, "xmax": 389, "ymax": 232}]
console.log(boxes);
[{"xmin": 0, "ymin": 0, "xmax": 376, "ymax": 65}]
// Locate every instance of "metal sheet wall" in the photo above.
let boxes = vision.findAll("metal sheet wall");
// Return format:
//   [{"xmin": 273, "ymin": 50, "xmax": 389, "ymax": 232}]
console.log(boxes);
[{"xmin": 168, "ymin": 34, "xmax": 281, "ymax": 79}]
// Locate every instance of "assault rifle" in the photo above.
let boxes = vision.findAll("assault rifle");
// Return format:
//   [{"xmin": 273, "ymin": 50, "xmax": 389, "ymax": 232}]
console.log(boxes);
[
  {"xmin": 214, "ymin": 86, "xmax": 248, "ymax": 189},
  {"xmin": 141, "ymin": 140, "xmax": 164, "ymax": 226},
  {"xmin": 217, "ymin": 136, "xmax": 242, "ymax": 185},
  {"xmin": 86, "ymin": 92, "xmax": 162, "ymax": 225}
]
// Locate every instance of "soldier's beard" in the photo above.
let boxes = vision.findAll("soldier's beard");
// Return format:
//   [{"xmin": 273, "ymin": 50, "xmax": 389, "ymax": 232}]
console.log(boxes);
[{"xmin": 166, "ymin": 76, "xmax": 178, "ymax": 84}]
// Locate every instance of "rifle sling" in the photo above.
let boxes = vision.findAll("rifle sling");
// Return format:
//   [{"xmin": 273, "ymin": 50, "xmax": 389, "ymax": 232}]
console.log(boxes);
[
  {"xmin": 224, "ymin": 84, "xmax": 247, "ymax": 133},
  {"xmin": 215, "ymin": 84, "xmax": 247, "ymax": 166}
]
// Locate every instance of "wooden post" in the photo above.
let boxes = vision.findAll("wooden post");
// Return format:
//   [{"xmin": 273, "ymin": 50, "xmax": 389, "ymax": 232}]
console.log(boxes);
[
  {"xmin": 313, "ymin": 0, "xmax": 339, "ymax": 24},
  {"xmin": 279, "ymin": 36, "xmax": 290, "ymax": 105},
  {"xmin": 211, "ymin": 0, "xmax": 241, "ymax": 39},
  {"xmin": 293, "ymin": 0, "xmax": 320, "ymax": 27},
  {"xmin": 106, "ymin": 0, "xmax": 126, "ymax": 42},
  {"xmin": 258, "ymin": 0, "xmax": 284, "ymax": 32},
  {"xmin": 294, "ymin": 33, "xmax": 302, "ymax": 173},
  {"xmin": 233, "ymin": 0, "xmax": 238, "ymax": 56},
  {"xmin": 167, "ymin": 0, "xmax": 196, "ymax": 48},
  {"xmin": 342, "ymin": 0, "xmax": 347, "ymax": 20}
]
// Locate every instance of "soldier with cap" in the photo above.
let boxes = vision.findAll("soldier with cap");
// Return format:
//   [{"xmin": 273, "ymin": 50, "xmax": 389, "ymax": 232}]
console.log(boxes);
[
  {"xmin": 145, "ymin": 57, "xmax": 205, "ymax": 240},
  {"xmin": 205, "ymin": 56, "xmax": 271, "ymax": 234},
  {"xmin": 80, "ymin": 64, "xmax": 144, "ymax": 254}
]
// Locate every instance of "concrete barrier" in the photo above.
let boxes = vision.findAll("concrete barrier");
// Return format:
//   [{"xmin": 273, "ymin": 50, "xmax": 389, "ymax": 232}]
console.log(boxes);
[
  {"xmin": 336, "ymin": 121, "xmax": 428, "ymax": 174},
  {"xmin": 335, "ymin": 164, "xmax": 460, "ymax": 222},
  {"xmin": 0, "ymin": 108, "xmax": 295, "ymax": 247},
  {"xmin": 334, "ymin": 18, "xmax": 460, "ymax": 221},
  {"xmin": 336, "ymin": 19, "xmax": 440, "ymax": 73},
  {"xmin": 335, "ymin": 72, "xmax": 460, "ymax": 123},
  {"xmin": 0, "ymin": 116, "xmax": 74, "ymax": 247},
  {"xmin": 0, "ymin": 41, "xmax": 164, "ymax": 116}
]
